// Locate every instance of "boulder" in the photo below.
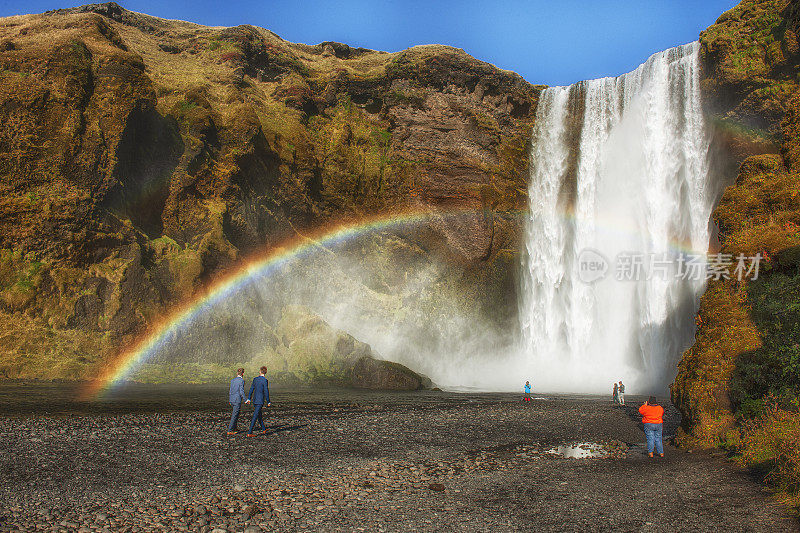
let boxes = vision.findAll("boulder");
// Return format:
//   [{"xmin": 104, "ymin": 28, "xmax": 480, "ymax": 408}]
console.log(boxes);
[
  {"xmin": 348, "ymin": 356, "xmax": 431, "ymax": 391},
  {"xmin": 257, "ymin": 305, "xmax": 431, "ymax": 390}
]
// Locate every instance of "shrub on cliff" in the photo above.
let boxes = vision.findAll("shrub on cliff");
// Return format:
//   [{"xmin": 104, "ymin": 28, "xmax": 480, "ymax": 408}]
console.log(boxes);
[
  {"xmin": 739, "ymin": 403, "xmax": 800, "ymax": 505},
  {"xmin": 729, "ymin": 266, "xmax": 800, "ymax": 418}
]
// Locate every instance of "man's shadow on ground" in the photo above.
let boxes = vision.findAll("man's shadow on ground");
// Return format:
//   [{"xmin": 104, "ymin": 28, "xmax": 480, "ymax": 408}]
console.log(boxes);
[
  {"xmin": 228, "ymin": 423, "xmax": 308, "ymax": 437},
  {"xmin": 263, "ymin": 422, "xmax": 307, "ymax": 435}
]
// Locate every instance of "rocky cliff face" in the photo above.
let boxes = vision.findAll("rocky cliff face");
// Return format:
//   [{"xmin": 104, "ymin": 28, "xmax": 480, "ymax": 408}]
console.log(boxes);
[
  {"xmin": 671, "ymin": 0, "xmax": 800, "ymax": 446},
  {"xmin": 0, "ymin": 3, "xmax": 539, "ymax": 379}
]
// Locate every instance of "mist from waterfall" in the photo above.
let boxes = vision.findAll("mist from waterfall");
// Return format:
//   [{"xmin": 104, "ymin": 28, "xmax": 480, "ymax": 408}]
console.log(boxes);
[{"xmin": 519, "ymin": 41, "xmax": 715, "ymax": 394}]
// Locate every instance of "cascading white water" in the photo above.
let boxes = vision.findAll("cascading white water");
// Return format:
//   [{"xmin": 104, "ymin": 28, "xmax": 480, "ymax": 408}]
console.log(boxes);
[{"xmin": 519, "ymin": 42, "xmax": 713, "ymax": 394}]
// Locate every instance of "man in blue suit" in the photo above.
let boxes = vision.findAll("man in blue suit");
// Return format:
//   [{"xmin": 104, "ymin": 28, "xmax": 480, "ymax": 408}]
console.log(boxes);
[
  {"xmin": 227, "ymin": 368, "xmax": 250, "ymax": 435},
  {"xmin": 247, "ymin": 366, "xmax": 271, "ymax": 437}
]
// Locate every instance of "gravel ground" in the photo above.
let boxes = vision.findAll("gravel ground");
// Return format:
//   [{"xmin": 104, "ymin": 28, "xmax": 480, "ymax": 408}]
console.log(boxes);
[{"xmin": 0, "ymin": 389, "xmax": 796, "ymax": 532}]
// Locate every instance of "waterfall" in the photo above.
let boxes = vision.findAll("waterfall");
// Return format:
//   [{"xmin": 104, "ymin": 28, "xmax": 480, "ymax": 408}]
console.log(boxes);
[{"xmin": 519, "ymin": 42, "xmax": 713, "ymax": 394}]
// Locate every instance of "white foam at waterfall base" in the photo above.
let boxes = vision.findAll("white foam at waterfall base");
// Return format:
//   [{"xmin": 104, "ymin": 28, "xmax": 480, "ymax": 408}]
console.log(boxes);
[{"xmin": 517, "ymin": 41, "xmax": 714, "ymax": 394}]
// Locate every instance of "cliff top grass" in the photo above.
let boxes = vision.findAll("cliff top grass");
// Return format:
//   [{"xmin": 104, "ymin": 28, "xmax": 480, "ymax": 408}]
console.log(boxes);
[
  {"xmin": 700, "ymin": 0, "xmax": 800, "ymax": 135},
  {"xmin": 0, "ymin": 4, "xmax": 534, "ymax": 111},
  {"xmin": 702, "ymin": 0, "xmax": 786, "ymax": 79}
]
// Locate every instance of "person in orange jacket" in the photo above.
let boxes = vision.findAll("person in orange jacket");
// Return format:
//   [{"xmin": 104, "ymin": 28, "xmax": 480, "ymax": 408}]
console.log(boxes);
[{"xmin": 639, "ymin": 396, "xmax": 664, "ymax": 457}]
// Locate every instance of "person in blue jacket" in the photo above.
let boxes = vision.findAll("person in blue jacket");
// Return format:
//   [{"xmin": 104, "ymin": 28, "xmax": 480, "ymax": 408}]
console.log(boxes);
[
  {"xmin": 247, "ymin": 366, "xmax": 271, "ymax": 437},
  {"xmin": 523, "ymin": 380, "xmax": 531, "ymax": 402},
  {"xmin": 226, "ymin": 368, "xmax": 250, "ymax": 435}
]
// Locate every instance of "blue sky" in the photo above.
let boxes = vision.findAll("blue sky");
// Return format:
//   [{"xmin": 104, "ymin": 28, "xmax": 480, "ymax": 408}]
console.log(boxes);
[{"xmin": 0, "ymin": 0, "xmax": 739, "ymax": 85}]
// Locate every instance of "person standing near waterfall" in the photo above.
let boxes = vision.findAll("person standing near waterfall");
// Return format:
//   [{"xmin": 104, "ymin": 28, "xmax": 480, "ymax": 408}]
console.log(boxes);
[
  {"xmin": 523, "ymin": 380, "xmax": 531, "ymax": 402},
  {"xmin": 618, "ymin": 380, "xmax": 626, "ymax": 405},
  {"xmin": 227, "ymin": 368, "xmax": 250, "ymax": 435},
  {"xmin": 247, "ymin": 366, "xmax": 271, "ymax": 437},
  {"xmin": 639, "ymin": 396, "xmax": 665, "ymax": 458}
]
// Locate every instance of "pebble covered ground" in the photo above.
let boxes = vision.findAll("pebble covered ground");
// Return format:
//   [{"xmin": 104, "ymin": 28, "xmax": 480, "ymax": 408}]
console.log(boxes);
[{"xmin": 0, "ymin": 389, "xmax": 796, "ymax": 532}]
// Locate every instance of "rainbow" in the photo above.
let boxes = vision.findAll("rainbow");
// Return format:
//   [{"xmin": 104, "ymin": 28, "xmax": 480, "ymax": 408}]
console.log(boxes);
[
  {"xmin": 79, "ymin": 204, "xmax": 711, "ymax": 400},
  {"xmin": 78, "ymin": 207, "xmax": 497, "ymax": 399}
]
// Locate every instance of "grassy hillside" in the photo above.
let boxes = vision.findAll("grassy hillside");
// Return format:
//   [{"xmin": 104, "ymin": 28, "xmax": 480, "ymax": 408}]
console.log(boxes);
[{"xmin": 672, "ymin": 0, "xmax": 800, "ymax": 508}]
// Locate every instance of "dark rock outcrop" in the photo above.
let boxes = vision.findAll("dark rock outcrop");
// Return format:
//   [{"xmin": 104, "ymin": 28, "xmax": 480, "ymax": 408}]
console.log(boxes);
[
  {"xmin": 132, "ymin": 304, "xmax": 432, "ymax": 390},
  {"xmin": 348, "ymin": 356, "xmax": 431, "ymax": 390},
  {"xmin": 267, "ymin": 305, "xmax": 431, "ymax": 390}
]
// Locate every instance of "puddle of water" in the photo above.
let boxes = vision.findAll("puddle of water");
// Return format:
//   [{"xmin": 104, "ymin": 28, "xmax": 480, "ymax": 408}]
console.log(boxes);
[{"xmin": 547, "ymin": 442, "xmax": 610, "ymax": 459}]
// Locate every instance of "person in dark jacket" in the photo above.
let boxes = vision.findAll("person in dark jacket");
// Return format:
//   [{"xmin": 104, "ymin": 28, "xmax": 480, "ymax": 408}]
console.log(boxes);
[
  {"xmin": 227, "ymin": 368, "xmax": 250, "ymax": 435},
  {"xmin": 247, "ymin": 366, "xmax": 271, "ymax": 437}
]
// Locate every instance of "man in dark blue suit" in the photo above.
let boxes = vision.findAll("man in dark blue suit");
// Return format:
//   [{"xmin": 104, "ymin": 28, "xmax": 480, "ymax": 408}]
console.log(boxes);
[
  {"xmin": 247, "ymin": 366, "xmax": 271, "ymax": 437},
  {"xmin": 227, "ymin": 368, "xmax": 249, "ymax": 435}
]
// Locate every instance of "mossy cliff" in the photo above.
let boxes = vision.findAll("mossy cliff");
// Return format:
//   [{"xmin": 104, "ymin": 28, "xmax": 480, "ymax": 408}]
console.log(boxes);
[
  {"xmin": 671, "ymin": 0, "xmax": 800, "ymax": 505},
  {"xmin": 0, "ymin": 3, "xmax": 539, "ymax": 381}
]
